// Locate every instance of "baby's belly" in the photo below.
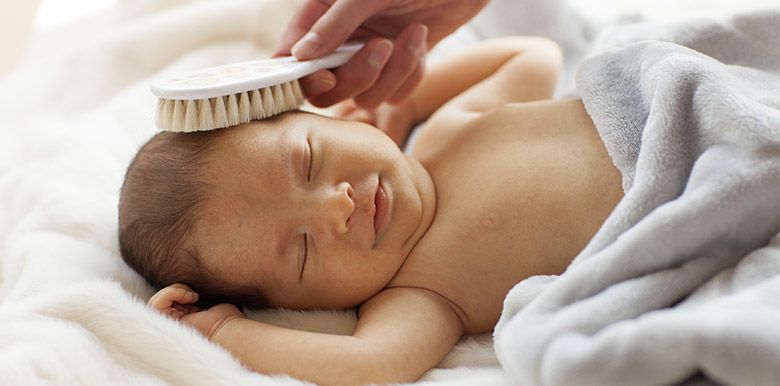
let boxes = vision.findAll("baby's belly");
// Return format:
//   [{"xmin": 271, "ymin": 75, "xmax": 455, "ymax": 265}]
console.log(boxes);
[{"xmin": 397, "ymin": 100, "xmax": 623, "ymax": 333}]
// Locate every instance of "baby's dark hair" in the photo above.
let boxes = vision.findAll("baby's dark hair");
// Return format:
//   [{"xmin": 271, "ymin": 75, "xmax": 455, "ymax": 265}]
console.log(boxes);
[{"xmin": 118, "ymin": 130, "xmax": 265, "ymax": 308}]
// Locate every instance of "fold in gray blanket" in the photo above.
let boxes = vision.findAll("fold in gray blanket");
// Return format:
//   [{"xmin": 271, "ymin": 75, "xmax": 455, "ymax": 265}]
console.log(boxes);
[{"xmin": 494, "ymin": 11, "xmax": 780, "ymax": 386}]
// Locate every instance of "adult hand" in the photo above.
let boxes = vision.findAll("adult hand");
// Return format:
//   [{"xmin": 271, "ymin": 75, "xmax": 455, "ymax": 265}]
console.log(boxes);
[{"xmin": 274, "ymin": 0, "xmax": 489, "ymax": 109}]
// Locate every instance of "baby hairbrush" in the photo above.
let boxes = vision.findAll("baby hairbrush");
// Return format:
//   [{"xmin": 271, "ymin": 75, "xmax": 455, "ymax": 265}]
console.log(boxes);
[{"xmin": 151, "ymin": 43, "xmax": 362, "ymax": 132}]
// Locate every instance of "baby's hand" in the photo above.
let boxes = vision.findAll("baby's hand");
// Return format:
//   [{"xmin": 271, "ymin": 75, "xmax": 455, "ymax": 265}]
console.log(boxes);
[
  {"xmin": 334, "ymin": 99, "xmax": 415, "ymax": 147},
  {"xmin": 148, "ymin": 283, "xmax": 244, "ymax": 340}
]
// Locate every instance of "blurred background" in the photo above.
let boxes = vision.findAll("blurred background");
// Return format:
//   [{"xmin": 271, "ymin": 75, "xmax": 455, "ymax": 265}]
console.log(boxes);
[{"xmin": 1, "ymin": 0, "xmax": 778, "ymax": 75}]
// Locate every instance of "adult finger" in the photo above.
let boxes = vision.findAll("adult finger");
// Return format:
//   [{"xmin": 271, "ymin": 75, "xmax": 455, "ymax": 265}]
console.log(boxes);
[
  {"xmin": 387, "ymin": 54, "xmax": 425, "ymax": 105},
  {"xmin": 308, "ymin": 38, "xmax": 394, "ymax": 107},
  {"xmin": 274, "ymin": 0, "xmax": 332, "ymax": 56},
  {"xmin": 353, "ymin": 24, "xmax": 428, "ymax": 109},
  {"xmin": 290, "ymin": 0, "xmax": 393, "ymax": 60},
  {"xmin": 298, "ymin": 69, "xmax": 337, "ymax": 97}
]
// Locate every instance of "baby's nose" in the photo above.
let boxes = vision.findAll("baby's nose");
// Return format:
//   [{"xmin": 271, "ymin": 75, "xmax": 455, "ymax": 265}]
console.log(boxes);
[{"xmin": 326, "ymin": 182, "xmax": 355, "ymax": 234}]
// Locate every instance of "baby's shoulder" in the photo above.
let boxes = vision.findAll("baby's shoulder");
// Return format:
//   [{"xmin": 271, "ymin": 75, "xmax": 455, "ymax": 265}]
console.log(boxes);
[{"xmin": 409, "ymin": 107, "xmax": 478, "ymax": 163}]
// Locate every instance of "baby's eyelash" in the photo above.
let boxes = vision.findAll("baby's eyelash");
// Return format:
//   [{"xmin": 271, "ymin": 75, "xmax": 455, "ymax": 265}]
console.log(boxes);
[
  {"xmin": 304, "ymin": 233, "xmax": 308, "ymax": 259},
  {"xmin": 300, "ymin": 233, "xmax": 308, "ymax": 280},
  {"xmin": 306, "ymin": 137, "xmax": 313, "ymax": 182}
]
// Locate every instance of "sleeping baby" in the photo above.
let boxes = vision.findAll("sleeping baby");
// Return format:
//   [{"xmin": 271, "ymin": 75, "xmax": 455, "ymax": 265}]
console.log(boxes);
[{"xmin": 118, "ymin": 37, "xmax": 623, "ymax": 385}]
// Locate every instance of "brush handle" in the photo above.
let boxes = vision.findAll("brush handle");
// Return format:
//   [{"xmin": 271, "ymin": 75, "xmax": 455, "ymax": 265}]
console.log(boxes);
[
  {"xmin": 151, "ymin": 43, "xmax": 363, "ymax": 100},
  {"xmin": 293, "ymin": 42, "xmax": 364, "ymax": 73}
]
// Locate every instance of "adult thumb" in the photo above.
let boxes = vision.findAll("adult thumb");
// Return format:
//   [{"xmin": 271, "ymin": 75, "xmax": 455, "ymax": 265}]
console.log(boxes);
[{"xmin": 291, "ymin": 0, "xmax": 392, "ymax": 60}]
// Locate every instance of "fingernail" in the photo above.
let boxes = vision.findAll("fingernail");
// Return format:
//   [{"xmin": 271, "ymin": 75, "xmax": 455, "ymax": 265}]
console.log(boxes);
[
  {"xmin": 409, "ymin": 25, "xmax": 428, "ymax": 55},
  {"xmin": 368, "ymin": 40, "xmax": 393, "ymax": 68},
  {"xmin": 292, "ymin": 32, "xmax": 323, "ymax": 58}
]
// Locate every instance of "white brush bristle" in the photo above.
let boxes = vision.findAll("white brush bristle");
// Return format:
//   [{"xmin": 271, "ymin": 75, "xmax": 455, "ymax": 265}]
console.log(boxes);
[{"xmin": 155, "ymin": 79, "xmax": 305, "ymax": 132}]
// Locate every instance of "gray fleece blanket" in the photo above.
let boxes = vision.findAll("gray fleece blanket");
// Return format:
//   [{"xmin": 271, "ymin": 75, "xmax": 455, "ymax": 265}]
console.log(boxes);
[{"xmin": 494, "ymin": 10, "xmax": 780, "ymax": 386}]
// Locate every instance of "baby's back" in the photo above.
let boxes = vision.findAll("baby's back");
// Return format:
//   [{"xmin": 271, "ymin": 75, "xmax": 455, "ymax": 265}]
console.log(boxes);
[{"xmin": 387, "ymin": 99, "xmax": 623, "ymax": 334}]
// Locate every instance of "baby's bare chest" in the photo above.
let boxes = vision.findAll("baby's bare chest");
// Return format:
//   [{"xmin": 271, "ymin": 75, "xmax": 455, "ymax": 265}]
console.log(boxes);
[{"xmin": 390, "ymin": 102, "xmax": 622, "ymax": 333}]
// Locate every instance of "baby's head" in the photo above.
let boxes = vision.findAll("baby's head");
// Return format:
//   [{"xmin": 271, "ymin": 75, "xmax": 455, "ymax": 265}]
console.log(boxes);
[{"xmin": 119, "ymin": 111, "xmax": 435, "ymax": 309}]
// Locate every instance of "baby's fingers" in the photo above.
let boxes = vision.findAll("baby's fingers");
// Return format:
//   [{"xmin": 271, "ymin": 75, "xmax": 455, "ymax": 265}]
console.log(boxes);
[
  {"xmin": 148, "ymin": 283, "xmax": 200, "ymax": 312},
  {"xmin": 168, "ymin": 302, "xmax": 203, "ymax": 320}
]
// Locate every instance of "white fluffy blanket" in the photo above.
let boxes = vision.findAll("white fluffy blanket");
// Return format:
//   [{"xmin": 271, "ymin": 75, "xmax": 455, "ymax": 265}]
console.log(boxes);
[
  {"xmin": 0, "ymin": 0, "xmax": 503, "ymax": 385},
  {"xmin": 494, "ymin": 10, "xmax": 780, "ymax": 386}
]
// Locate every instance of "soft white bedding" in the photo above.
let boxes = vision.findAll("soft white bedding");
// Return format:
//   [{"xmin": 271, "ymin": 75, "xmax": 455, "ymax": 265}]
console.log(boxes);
[{"xmin": 1, "ymin": 0, "xmax": 776, "ymax": 385}]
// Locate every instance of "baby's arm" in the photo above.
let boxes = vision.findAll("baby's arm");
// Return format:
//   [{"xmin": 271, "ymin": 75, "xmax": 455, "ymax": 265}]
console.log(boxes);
[
  {"xmin": 409, "ymin": 36, "xmax": 563, "ymax": 124},
  {"xmin": 151, "ymin": 284, "xmax": 462, "ymax": 386},
  {"xmin": 349, "ymin": 37, "xmax": 563, "ymax": 145}
]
